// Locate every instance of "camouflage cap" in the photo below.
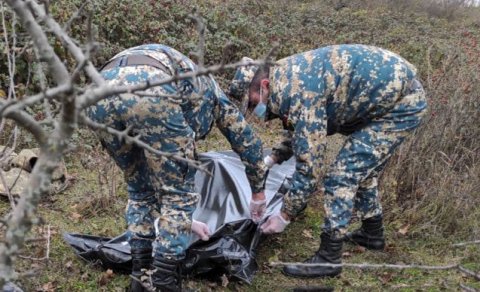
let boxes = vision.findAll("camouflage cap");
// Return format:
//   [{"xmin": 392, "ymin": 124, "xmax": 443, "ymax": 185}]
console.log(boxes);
[{"xmin": 228, "ymin": 57, "xmax": 258, "ymax": 114}]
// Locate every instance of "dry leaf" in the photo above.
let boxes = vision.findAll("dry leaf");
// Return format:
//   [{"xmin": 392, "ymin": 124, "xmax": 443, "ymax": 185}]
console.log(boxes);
[
  {"xmin": 221, "ymin": 274, "xmax": 229, "ymax": 287},
  {"xmin": 353, "ymin": 245, "xmax": 366, "ymax": 253},
  {"xmin": 302, "ymin": 229, "xmax": 314, "ymax": 239},
  {"xmin": 379, "ymin": 271, "xmax": 394, "ymax": 284},
  {"xmin": 41, "ymin": 281, "xmax": 56, "ymax": 292},
  {"xmin": 98, "ymin": 269, "xmax": 114, "ymax": 286},
  {"xmin": 65, "ymin": 260, "xmax": 73, "ymax": 270},
  {"xmin": 80, "ymin": 272, "xmax": 89, "ymax": 281},
  {"xmin": 70, "ymin": 212, "xmax": 82, "ymax": 221},
  {"xmin": 398, "ymin": 224, "xmax": 410, "ymax": 235},
  {"xmin": 207, "ymin": 281, "xmax": 217, "ymax": 288}
]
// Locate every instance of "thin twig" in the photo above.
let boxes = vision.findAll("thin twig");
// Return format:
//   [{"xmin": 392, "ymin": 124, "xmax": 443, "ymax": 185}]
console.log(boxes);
[
  {"xmin": 0, "ymin": 126, "xmax": 18, "ymax": 167},
  {"xmin": 264, "ymin": 42, "xmax": 280, "ymax": 64},
  {"xmin": 14, "ymin": 0, "xmax": 70, "ymax": 84},
  {"xmin": 18, "ymin": 224, "xmax": 51, "ymax": 261},
  {"xmin": 459, "ymin": 265, "xmax": 480, "ymax": 281},
  {"xmin": 79, "ymin": 115, "xmax": 212, "ymax": 176},
  {"xmin": 16, "ymin": 269, "xmax": 40, "ymax": 278},
  {"xmin": 0, "ymin": 170, "xmax": 16, "ymax": 209},
  {"xmin": 220, "ymin": 42, "xmax": 234, "ymax": 66},
  {"xmin": 126, "ymin": 92, "xmax": 182, "ymax": 99},
  {"xmin": 188, "ymin": 9, "xmax": 205, "ymax": 68},
  {"xmin": 27, "ymin": 0, "xmax": 104, "ymax": 85},
  {"xmin": 62, "ymin": 0, "xmax": 89, "ymax": 33},
  {"xmin": 453, "ymin": 240, "xmax": 480, "ymax": 247},
  {"xmin": 460, "ymin": 283, "xmax": 478, "ymax": 292},
  {"xmin": 129, "ymin": 275, "xmax": 154, "ymax": 292},
  {"xmin": 45, "ymin": 224, "xmax": 51, "ymax": 260},
  {"xmin": 1, "ymin": 1, "xmax": 17, "ymax": 100},
  {"xmin": 0, "ymin": 84, "xmax": 72, "ymax": 116},
  {"xmin": 78, "ymin": 58, "xmax": 274, "ymax": 109},
  {"xmin": 269, "ymin": 261, "xmax": 459, "ymax": 270}
]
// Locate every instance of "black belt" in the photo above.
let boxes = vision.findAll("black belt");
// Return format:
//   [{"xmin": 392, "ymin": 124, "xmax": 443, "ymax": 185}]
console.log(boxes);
[{"xmin": 100, "ymin": 54, "xmax": 170, "ymax": 73}]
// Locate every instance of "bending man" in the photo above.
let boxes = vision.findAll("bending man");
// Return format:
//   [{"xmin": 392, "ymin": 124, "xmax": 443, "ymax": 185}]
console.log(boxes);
[
  {"xmin": 229, "ymin": 44, "xmax": 427, "ymax": 278},
  {"xmin": 87, "ymin": 44, "xmax": 268, "ymax": 291}
]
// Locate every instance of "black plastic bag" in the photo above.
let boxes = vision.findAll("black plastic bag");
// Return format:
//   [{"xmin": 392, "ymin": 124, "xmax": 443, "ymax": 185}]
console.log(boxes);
[{"xmin": 64, "ymin": 151, "xmax": 294, "ymax": 283}]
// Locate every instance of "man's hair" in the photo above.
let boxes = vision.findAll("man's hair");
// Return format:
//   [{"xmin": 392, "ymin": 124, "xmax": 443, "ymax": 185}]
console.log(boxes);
[{"xmin": 249, "ymin": 64, "xmax": 271, "ymax": 94}]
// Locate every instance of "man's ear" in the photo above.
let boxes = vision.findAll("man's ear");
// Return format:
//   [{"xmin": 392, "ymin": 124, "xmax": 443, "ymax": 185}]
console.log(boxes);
[{"xmin": 260, "ymin": 78, "xmax": 270, "ymax": 90}]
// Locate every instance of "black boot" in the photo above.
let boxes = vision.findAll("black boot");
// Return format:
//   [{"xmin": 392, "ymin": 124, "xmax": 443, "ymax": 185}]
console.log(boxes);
[
  {"xmin": 283, "ymin": 231, "xmax": 343, "ymax": 278},
  {"xmin": 129, "ymin": 248, "xmax": 152, "ymax": 292},
  {"xmin": 151, "ymin": 256, "xmax": 182, "ymax": 292},
  {"xmin": 345, "ymin": 215, "xmax": 385, "ymax": 250}
]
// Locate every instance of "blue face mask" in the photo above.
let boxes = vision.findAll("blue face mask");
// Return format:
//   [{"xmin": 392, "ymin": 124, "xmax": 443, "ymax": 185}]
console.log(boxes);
[
  {"xmin": 253, "ymin": 102, "xmax": 267, "ymax": 119},
  {"xmin": 252, "ymin": 86, "xmax": 268, "ymax": 120}
]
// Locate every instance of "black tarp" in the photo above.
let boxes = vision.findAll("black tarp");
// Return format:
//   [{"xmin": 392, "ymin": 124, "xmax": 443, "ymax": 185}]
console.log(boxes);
[{"xmin": 64, "ymin": 151, "xmax": 295, "ymax": 283}]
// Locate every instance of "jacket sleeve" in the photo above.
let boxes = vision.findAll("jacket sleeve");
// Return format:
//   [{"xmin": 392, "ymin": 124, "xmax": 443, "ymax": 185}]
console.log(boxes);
[
  {"xmin": 213, "ymin": 85, "xmax": 268, "ymax": 194},
  {"xmin": 281, "ymin": 92, "xmax": 327, "ymax": 218}
]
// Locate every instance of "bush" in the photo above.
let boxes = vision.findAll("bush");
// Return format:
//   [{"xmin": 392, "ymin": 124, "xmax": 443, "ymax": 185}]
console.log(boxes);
[{"xmin": 382, "ymin": 30, "xmax": 480, "ymax": 238}]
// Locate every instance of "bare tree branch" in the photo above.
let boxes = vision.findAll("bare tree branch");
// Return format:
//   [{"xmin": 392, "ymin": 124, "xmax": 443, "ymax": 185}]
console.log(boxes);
[
  {"xmin": 0, "ymin": 101, "xmax": 47, "ymax": 144},
  {"xmin": 78, "ymin": 58, "xmax": 274, "ymax": 109},
  {"xmin": 1, "ymin": 1, "xmax": 17, "ymax": 100},
  {"xmin": 26, "ymin": 0, "xmax": 104, "ymax": 85},
  {"xmin": 0, "ymin": 84, "xmax": 74, "ymax": 115},
  {"xmin": 188, "ymin": 9, "xmax": 206, "ymax": 68},
  {"xmin": 1, "ymin": 1, "xmax": 77, "ymax": 285},
  {"xmin": 79, "ymin": 114, "xmax": 212, "ymax": 176},
  {"xmin": 0, "ymin": 1, "xmax": 276, "ymax": 287},
  {"xmin": 6, "ymin": 0, "xmax": 70, "ymax": 84}
]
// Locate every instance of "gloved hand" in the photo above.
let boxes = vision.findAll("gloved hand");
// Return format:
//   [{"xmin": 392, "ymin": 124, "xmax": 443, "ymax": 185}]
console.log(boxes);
[
  {"xmin": 191, "ymin": 219, "xmax": 210, "ymax": 241},
  {"xmin": 260, "ymin": 212, "xmax": 290, "ymax": 234},
  {"xmin": 250, "ymin": 194, "xmax": 267, "ymax": 223},
  {"xmin": 263, "ymin": 155, "xmax": 276, "ymax": 168}
]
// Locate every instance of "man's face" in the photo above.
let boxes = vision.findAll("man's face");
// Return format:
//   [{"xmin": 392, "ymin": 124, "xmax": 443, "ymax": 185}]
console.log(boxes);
[
  {"xmin": 247, "ymin": 89, "xmax": 262, "ymax": 111},
  {"xmin": 246, "ymin": 80, "xmax": 270, "ymax": 120}
]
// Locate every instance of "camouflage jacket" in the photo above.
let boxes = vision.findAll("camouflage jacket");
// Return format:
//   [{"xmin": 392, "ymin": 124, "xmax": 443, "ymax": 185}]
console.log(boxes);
[
  {"xmin": 268, "ymin": 44, "xmax": 419, "ymax": 217},
  {"xmin": 110, "ymin": 44, "xmax": 267, "ymax": 193}
]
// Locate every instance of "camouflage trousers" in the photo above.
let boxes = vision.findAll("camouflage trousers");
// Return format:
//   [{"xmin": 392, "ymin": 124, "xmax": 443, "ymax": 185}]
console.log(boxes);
[
  {"xmin": 86, "ymin": 64, "xmax": 198, "ymax": 259},
  {"xmin": 323, "ymin": 80, "xmax": 427, "ymax": 234}
]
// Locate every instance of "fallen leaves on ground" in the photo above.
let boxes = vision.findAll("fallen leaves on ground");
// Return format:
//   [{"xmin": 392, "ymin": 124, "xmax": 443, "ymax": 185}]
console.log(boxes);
[{"xmin": 98, "ymin": 269, "xmax": 115, "ymax": 286}]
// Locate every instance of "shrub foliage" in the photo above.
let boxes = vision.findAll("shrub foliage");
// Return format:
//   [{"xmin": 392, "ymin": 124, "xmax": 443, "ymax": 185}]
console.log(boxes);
[{"xmin": 1, "ymin": 0, "xmax": 479, "ymax": 238}]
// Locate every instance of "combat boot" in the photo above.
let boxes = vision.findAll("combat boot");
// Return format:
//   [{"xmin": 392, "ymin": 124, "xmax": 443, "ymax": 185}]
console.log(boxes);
[
  {"xmin": 129, "ymin": 248, "xmax": 152, "ymax": 292},
  {"xmin": 344, "ymin": 215, "xmax": 385, "ymax": 250},
  {"xmin": 283, "ymin": 231, "xmax": 343, "ymax": 278},
  {"xmin": 151, "ymin": 256, "xmax": 182, "ymax": 292}
]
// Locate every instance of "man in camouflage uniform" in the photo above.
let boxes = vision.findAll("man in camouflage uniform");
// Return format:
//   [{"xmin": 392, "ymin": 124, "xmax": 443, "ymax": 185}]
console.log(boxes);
[
  {"xmin": 86, "ymin": 44, "xmax": 268, "ymax": 291},
  {"xmin": 229, "ymin": 44, "xmax": 427, "ymax": 278}
]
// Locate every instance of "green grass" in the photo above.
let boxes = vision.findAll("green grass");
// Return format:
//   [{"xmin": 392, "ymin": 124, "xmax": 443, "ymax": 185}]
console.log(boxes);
[{"xmin": 2, "ymin": 128, "xmax": 478, "ymax": 291}]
